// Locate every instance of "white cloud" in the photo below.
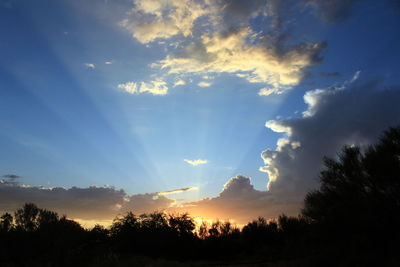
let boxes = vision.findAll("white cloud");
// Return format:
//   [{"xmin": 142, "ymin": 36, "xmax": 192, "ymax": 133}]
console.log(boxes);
[
  {"xmin": 184, "ymin": 159, "xmax": 208, "ymax": 166},
  {"xmin": 105, "ymin": 61, "xmax": 113, "ymax": 65},
  {"xmin": 118, "ymin": 0, "xmax": 326, "ymax": 96},
  {"xmin": 84, "ymin": 63, "xmax": 95, "ymax": 69},
  {"xmin": 159, "ymin": 28, "xmax": 324, "ymax": 94},
  {"xmin": 265, "ymin": 120, "xmax": 292, "ymax": 135},
  {"xmin": 258, "ymin": 87, "xmax": 282, "ymax": 96},
  {"xmin": 158, "ymin": 186, "xmax": 198, "ymax": 196},
  {"xmin": 118, "ymin": 79, "xmax": 169, "ymax": 95},
  {"xmin": 120, "ymin": 0, "xmax": 211, "ymax": 44},
  {"xmin": 198, "ymin": 81, "xmax": 212, "ymax": 87},
  {"xmin": 174, "ymin": 79, "xmax": 186, "ymax": 86}
]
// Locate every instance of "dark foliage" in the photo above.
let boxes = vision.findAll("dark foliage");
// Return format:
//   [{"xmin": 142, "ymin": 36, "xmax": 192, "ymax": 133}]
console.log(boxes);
[
  {"xmin": 1, "ymin": 126, "xmax": 399, "ymax": 266},
  {"xmin": 302, "ymin": 126, "xmax": 400, "ymax": 265}
]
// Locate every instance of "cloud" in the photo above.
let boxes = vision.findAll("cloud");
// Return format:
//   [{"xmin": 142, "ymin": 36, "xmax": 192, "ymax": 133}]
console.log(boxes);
[
  {"xmin": 259, "ymin": 74, "xmax": 400, "ymax": 199},
  {"xmin": 2, "ymin": 174, "xmax": 20, "ymax": 180},
  {"xmin": 173, "ymin": 79, "xmax": 186, "ymax": 86},
  {"xmin": 118, "ymin": 79, "xmax": 168, "ymax": 95},
  {"xmin": 0, "ymin": 182, "xmax": 198, "ymax": 221},
  {"xmin": 120, "ymin": 0, "xmax": 211, "ymax": 44},
  {"xmin": 172, "ymin": 175, "xmax": 301, "ymax": 224},
  {"xmin": 159, "ymin": 28, "xmax": 325, "ymax": 94},
  {"xmin": 121, "ymin": 193, "xmax": 174, "ymax": 214},
  {"xmin": 0, "ymin": 184, "xmax": 126, "ymax": 220},
  {"xmin": 0, "ymin": 173, "xmax": 300, "ymax": 225},
  {"xmin": 118, "ymin": 0, "xmax": 326, "ymax": 96},
  {"xmin": 84, "ymin": 63, "xmax": 95, "ymax": 69},
  {"xmin": 184, "ymin": 159, "xmax": 208, "ymax": 166},
  {"xmin": 258, "ymin": 87, "xmax": 281, "ymax": 96},
  {"xmin": 105, "ymin": 61, "xmax": 113, "ymax": 65},
  {"xmin": 158, "ymin": 186, "xmax": 198, "ymax": 196},
  {"xmin": 198, "ymin": 81, "xmax": 212, "ymax": 87}
]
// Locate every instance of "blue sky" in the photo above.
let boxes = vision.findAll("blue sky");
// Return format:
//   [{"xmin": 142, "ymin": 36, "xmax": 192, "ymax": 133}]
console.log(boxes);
[{"xmin": 1, "ymin": 0, "xmax": 400, "ymax": 224}]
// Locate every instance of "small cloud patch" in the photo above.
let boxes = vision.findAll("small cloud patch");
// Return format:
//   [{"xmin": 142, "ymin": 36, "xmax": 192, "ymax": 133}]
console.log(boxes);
[
  {"xmin": 84, "ymin": 63, "xmax": 95, "ymax": 69},
  {"xmin": 158, "ymin": 186, "xmax": 199, "ymax": 196},
  {"xmin": 184, "ymin": 159, "xmax": 208, "ymax": 166},
  {"xmin": 198, "ymin": 81, "xmax": 212, "ymax": 87}
]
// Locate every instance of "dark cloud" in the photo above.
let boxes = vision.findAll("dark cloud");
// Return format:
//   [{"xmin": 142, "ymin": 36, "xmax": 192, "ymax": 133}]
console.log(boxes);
[
  {"xmin": 261, "ymin": 74, "xmax": 400, "ymax": 200},
  {"xmin": 174, "ymin": 175, "xmax": 301, "ymax": 224},
  {"xmin": 307, "ymin": 0, "xmax": 361, "ymax": 23},
  {"xmin": 0, "ymin": 176, "xmax": 300, "ymax": 225},
  {"xmin": 1, "ymin": 174, "xmax": 20, "ymax": 186},
  {"xmin": 2, "ymin": 174, "xmax": 20, "ymax": 181},
  {"xmin": 0, "ymin": 184, "xmax": 126, "ymax": 220},
  {"xmin": 122, "ymin": 193, "xmax": 174, "ymax": 214},
  {"xmin": 0, "ymin": 183, "xmax": 181, "ymax": 221}
]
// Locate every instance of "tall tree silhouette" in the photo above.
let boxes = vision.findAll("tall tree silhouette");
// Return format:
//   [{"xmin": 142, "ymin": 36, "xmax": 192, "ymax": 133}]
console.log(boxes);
[
  {"xmin": 14, "ymin": 203, "xmax": 40, "ymax": 231},
  {"xmin": 302, "ymin": 126, "xmax": 400, "ymax": 263},
  {"xmin": 0, "ymin": 213, "xmax": 13, "ymax": 232}
]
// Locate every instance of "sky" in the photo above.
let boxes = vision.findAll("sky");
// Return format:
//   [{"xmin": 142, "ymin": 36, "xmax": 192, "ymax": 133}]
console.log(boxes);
[{"xmin": 1, "ymin": 0, "xmax": 400, "ymax": 226}]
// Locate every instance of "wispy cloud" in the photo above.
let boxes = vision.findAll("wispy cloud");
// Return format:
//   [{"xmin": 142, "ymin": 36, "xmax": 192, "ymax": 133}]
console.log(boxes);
[
  {"xmin": 105, "ymin": 61, "xmax": 113, "ymax": 65},
  {"xmin": 184, "ymin": 159, "xmax": 208, "ymax": 166},
  {"xmin": 118, "ymin": 79, "xmax": 168, "ymax": 95},
  {"xmin": 158, "ymin": 186, "xmax": 198, "ymax": 196}
]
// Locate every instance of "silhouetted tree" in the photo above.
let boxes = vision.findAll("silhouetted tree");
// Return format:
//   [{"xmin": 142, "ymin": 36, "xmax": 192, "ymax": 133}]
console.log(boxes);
[
  {"xmin": 14, "ymin": 203, "xmax": 40, "ymax": 231},
  {"xmin": 90, "ymin": 224, "xmax": 109, "ymax": 241},
  {"xmin": 0, "ymin": 212, "xmax": 13, "ymax": 232},
  {"xmin": 168, "ymin": 213, "xmax": 195, "ymax": 237},
  {"xmin": 37, "ymin": 209, "xmax": 59, "ymax": 228},
  {"xmin": 242, "ymin": 216, "xmax": 279, "ymax": 245},
  {"xmin": 198, "ymin": 221, "xmax": 208, "ymax": 239},
  {"xmin": 302, "ymin": 126, "xmax": 400, "ymax": 264}
]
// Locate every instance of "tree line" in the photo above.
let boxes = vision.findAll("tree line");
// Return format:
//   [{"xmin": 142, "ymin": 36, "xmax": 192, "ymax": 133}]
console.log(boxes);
[{"xmin": 1, "ymin": 126, "xmax": 399, "ymax": 266}]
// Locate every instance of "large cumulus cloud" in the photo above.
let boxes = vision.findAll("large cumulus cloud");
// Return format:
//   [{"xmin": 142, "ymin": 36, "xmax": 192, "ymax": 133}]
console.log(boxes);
[
  {"xmin": 176, "ymin": 75, "xmax": 400, "ymax": 224},
  {"xmin": 260, "ymin": 74, "xmax": 400, "ymax": 200}
]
